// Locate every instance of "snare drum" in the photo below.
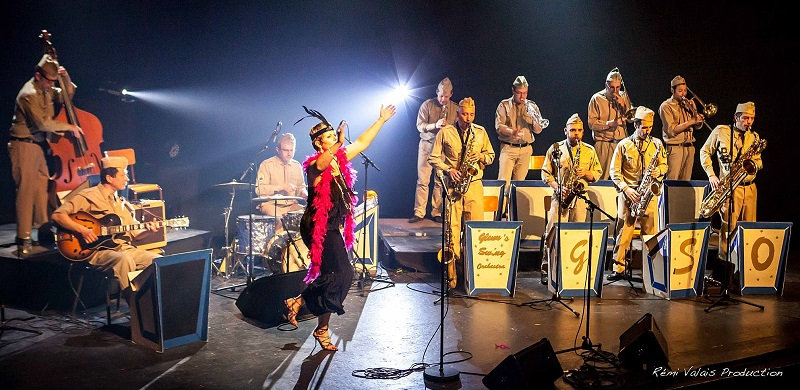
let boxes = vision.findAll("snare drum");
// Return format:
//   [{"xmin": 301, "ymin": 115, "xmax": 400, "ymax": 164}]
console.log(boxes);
[
  {"xmin": 266, "ymin": 231, "xmax": 309, "ymax": 274},
  {"xmin": 280, "ymin": 209, "xmax": 305, "ymax": 232},
  {"xmin": 236, "ymin": 214, "xmax": 276, "ymax": 255}
]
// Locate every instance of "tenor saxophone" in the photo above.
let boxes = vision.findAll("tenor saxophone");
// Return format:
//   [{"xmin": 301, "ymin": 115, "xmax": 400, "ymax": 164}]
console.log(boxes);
[
  {"xmin": 558, "ymin": 141, "xmax": 584, "ymax": 209},
  {"xmin": 629, "ymin": 140, "xmax": 662, "ymax": 218},
  {"xmin": 699, "ymin": 137, "xmax": 766, "ymax": 218},
  {"xmin": 451, "ymin": 124, "xmax": 479, "ymax": 198}
]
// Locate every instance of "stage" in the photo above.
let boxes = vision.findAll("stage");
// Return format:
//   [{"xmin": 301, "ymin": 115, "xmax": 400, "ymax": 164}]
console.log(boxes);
[{"xmin": 1, "ymin": 219, "xmax": 798, "ymax": 388}]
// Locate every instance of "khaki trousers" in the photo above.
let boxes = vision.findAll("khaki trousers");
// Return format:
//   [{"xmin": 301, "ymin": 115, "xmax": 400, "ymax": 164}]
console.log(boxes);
[
  {"xmin": 8, "ymin": 140, "xmax": 50, "ymax": 240},
  {"xmin": 612, "ymin": 193, "xmax": 658, "ymax": 273},
  {"xmin": 445, "ymin": 180, "xmax": 484, "ymax": 288},
  {"xmin": 718, "ymin": 183, "xmax": 757, "ymax": 260},
  {"xmin": 594, "ymin": 140, "xmax": 618, "ymax": 180},
  {"xmin": 665, "ymin": 144, "xmax": 695, "ymax": 181},
  {"xmin": 413, "ymin": 140, "xmax": 443, "ymax": 218},
  {"xmin": 87, "ymin": 244, "xmax": 159, "ymax": 290}
]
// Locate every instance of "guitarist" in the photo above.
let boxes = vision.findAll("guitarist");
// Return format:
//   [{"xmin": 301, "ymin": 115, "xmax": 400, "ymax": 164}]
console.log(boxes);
[{"xmin": 51, "ymin": 156, "xmax": 159, "ymax": 294}]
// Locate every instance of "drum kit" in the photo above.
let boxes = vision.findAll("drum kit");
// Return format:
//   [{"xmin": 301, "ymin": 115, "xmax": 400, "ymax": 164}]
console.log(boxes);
[{"xmin": 212, "ymin": 180, "xmax": 308, "ymax": 279}]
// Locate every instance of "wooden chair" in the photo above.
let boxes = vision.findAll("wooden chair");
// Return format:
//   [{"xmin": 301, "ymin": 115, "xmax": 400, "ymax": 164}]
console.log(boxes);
[{"xmin": 104, "ymin": 148, "xmax": 162, "ymax": 201}]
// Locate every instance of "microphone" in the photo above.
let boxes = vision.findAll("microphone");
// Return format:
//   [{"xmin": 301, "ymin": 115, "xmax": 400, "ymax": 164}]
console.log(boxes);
[
  {"xmin": 271, "ymin": 121, "xmax": 282, "ymax": 143},
  {"xmin": 551, "ymin": 142, "xmax": 561, "ymax": 158}
]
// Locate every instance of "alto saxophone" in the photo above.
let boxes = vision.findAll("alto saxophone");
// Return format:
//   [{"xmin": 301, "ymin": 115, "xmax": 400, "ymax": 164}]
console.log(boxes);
[
  {"xmin": 559, "ymin": 141, "xmax": 585, "ymax": 209},
  {"xmin": 451, "ymin": 124, "xmax": 479, "ymax": 198},
  {"xmin": 699, "ymin": 136, "xmax": 766, "ymax": 218},
  {"xmin": 629, "ymin": 140, "xmax": 662, "ymax": 218}
]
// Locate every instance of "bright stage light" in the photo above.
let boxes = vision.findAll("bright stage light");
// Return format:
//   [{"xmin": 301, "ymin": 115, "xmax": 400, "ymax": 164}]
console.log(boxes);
[
  {"xmin": 121, "ymin": 88, "xmax": 129, "ymax": 95},
  {"xmin": 384, "ymin": 84, "xmax": 411, "ymax": 105}
]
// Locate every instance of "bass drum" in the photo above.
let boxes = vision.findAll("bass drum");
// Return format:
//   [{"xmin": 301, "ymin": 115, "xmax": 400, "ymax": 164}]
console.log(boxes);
[{"xmin": 266, "ymin": 231, "xmax": 309, "ymax": 274}]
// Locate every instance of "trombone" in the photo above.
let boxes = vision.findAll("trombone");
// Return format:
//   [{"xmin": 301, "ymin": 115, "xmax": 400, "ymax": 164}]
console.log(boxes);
[
  {"xmin": 611, "ymin": 67, "xmax": 637, "ymax": 123},
  {"xmin": 679, "ymin": 87, "xmax": 718, "ymax": 131}
]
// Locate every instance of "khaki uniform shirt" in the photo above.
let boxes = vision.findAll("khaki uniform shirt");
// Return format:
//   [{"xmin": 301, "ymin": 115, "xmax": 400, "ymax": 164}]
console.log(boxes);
[
  {"xmin": 429, "ymin": 122, "xmax": 495, "ymax": 180},
  {"xmin": 55, "ymin": 184, "xmax": 140, "ymax": 241},
  {"xmin": 10, "ymin": 78, "xmax": 75, "ymax": 141},
  {"xmin": 610, "ymin": 136, "xmax": 668, "ymax": 192},
  {"xmin": 256, "ymin": 156, "xmax": 307, "ymax": 207},
  {"xmin": 495, "ymin": 97, "xmax": 537, "ymax": 144},
  {"xmin": 700, "ymin": 125, "xmax": 763, "ymax": 182},
  {"xmin": 417, "ymin": 98, "xmax": 459, "ymax": 142},
  {"xmin": 588, "ymin": 90, "xmax": 630, "ymax": 141},
  {"xmin": 541, "ymin": 141, "xmax": 603, "ymax": 188},
  {"xmin": 659, "ymin": 97, "xmax": 695, "ymax": 145}
]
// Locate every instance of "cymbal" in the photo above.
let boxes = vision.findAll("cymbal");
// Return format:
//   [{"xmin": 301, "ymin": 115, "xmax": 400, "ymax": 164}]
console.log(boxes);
[
  {"xmin": 213, "ymin": 180, "xmax": 252, "ymax": 191},
  {"xmin": 252, "ymin": 194, "xmax": 304, "ymax": 202}
]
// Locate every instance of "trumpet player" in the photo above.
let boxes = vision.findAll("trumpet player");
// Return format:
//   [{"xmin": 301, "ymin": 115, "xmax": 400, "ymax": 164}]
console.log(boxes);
[
  {"xmin": 589, "ymin": 69, "xmax": 632, "ymax": 180},
  {"xmin": 609, "ymin": 107, "xmax": 667, "ymax": 281},
  {"xmin": 495, "ymin": 76, "xmax": 544, "ymax": 186},
  {"xmin": 699, "ymin": 102, "xmax": 762, "ymax": 261},
  {"xmin": 659, "ymin": 76, "xmax": 705, "ymax": 180},
  {"xmin": 429, "ymin": 97, "xmax": 495, "ymax": 289},
  {"xmin": 541, "ymin": 114, "xmax": 602, "ymax": 279}
]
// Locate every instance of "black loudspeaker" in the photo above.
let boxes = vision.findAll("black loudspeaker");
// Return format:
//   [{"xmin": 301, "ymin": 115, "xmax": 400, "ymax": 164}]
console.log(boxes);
[
  {"xmin": 483, "ymin": 338, "xmax": 563, "ymax": 389},
  {"xmin": 235, "ymin": 271, "xmax": 312, "ymax": 328},
  {"xmin": 130, "ymin": 249, "xmax": 212, "ymax": 353},
  {"xmin": 618, "ymin": 313, "xmax": 669, "ymax": 370}
]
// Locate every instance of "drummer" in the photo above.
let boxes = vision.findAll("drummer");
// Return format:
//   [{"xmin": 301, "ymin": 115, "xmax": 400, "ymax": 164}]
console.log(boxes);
[{"xmin": 256, "ymin": 133, "xmax": 307, "ymax": 227}]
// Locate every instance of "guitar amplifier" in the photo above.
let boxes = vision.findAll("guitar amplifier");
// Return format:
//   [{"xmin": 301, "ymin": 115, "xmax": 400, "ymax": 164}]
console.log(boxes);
[{"xmin": 132, "ymin": 200, "xmax": 167, "ymax": 250}]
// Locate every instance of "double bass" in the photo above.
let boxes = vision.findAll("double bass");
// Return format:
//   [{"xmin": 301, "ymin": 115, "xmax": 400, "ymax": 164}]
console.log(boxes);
[{"xmin": 38, "ymin": 30, "xmax": 104, "ymax": 192}]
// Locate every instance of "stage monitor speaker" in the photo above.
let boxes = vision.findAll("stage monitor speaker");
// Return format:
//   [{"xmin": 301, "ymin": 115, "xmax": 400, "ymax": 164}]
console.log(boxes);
[
  {"xmin": 130, "ymin": 249, "xmax": 212, "ymax": 353},
  {"xmin": 618, "ymin": 313, "xmax": 669, "ymax": 370},
  {"xmin": 482, "ymin": 338, "xmax": 562, "ymax": 389},
  {"xmin": 235, "ymin": 270, "xmax": 312, "ymax": 328}
]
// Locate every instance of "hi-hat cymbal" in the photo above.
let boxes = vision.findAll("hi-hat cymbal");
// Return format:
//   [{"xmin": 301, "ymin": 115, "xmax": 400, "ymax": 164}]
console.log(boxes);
[
  {"xmin": 213, "ymin": 180, "xmax": 252, "ymax": 191},
  {"xmin": 252, "ymin": 194, "xmax": 304, "ymax": 202}
]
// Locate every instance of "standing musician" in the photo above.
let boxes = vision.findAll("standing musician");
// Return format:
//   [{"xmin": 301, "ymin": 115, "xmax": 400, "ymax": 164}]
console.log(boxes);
[
  {"xmin": 588, "ymin": 69, "xmax": 631, "ymax": 180},
  {"xmin": 8, "ymin": 54, "xmax": 83, "ymax": 255},
  {"xmin": 541, "ymin": 114, "xmax": 602, "ymax": 277},
  {"xmin": 429, "ymin": 97, "xmax": 495, "ymax": 289},
  {"xmin": 284, "ymin": 105, "xmax": 396, "ymax": 351},
  {"xmin": 255, "ymin": 133, "xmax": 307, "ymax": 222},
  {"xmin": 51, "ymin": 156, "xmax": 159, "ymax": 296},
  {"xmin": 608, "ymin": 107, "xmax": 667, "ymax": 281},
  {"xmin": 659, "ymin": 76, "xmax": 705, "ymax": 180},
  {"xmin": 409, "ymin": 77, "xmax": 458, "ymax": 223},
  {"xmin": 699, "ymin": 102, "xmax": 762, "ymax": 260},
  {"xmin": 495, "ymin": 75, "xmax": 543, "ymax": 185}
]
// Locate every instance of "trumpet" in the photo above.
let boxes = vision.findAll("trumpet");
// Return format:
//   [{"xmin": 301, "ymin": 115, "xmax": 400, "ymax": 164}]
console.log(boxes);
[
  {"xmin": 679, "ymin": 87, "xmax": 718, "ymax": 131},
  {"xmin": 525, "ymin": 100, "xmax": 549, "ymax": 129},
  {"xmin": 612, "ymin": 94, "xmax": 637, "ymax": 123}
]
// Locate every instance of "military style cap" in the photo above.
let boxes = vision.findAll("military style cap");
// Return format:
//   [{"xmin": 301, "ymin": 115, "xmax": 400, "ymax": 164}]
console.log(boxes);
[
  {"xmin": 566, "ymin": 113, "xmax": 583, "ymax": 126},
  {"xmin": 634, "ymin": 106, "xmax": 655, "ymax": 124},
  {"xmin": 736, "ymin": 101, "xmax": 755, "ymax": 116},
  {"xmin": 513, "ymin": 76, "xmax": 528, "ymax": 89},
  {"xmin": 36, "ymin": 54, "xmax": 58, "ymax": 79},
  {"xmin": 459, "ymin": 97, "xmax": 475, "ymax": 109},
  {"xmin": 671, "ymin": 75, "xmax": 686, "ymax": 87},
  {"xmin": 438, "ymin": 77, "xmax": 453, "ymax": 94},
  {"xmin": 606, "ymin": 69, "xmax": 622, "ymax": 82},
  {"xmin": 101, "ymin": 156, "xmax": 128, "ymax": 170}
]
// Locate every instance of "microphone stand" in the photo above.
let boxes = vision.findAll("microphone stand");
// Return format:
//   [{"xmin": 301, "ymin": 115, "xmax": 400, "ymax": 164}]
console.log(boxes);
[
  {"xmin": 344, "ymin": 137, "xmax": 395, "ymax": 296},
  {"xmin": 424, "ymin": 168, "xmax": 460, "ymax": 384},
  {"xmin": 705, "ymin": 124, "xmax": 763, "ymax": 312},
  {"xmin": 520, "ymin": 143, "xmax": 578, "ymax": 316}
]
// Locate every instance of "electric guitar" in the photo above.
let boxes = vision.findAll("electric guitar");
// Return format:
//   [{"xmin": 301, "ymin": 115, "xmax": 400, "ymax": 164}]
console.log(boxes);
[{"xmin": 57, "ymin": 211, "xmax": 189, "ymax": 261}]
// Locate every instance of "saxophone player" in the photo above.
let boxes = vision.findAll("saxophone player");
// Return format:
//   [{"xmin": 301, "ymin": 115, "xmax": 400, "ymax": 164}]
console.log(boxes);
[
  {"xmin": 429, "ymin": 97, "xmax": 495, "ymax": 289},
  {"xmin": 540, "ymin": 114, "xmax": 602, "ymax": 279},
  {"xmin": 699, "ymin": 102, "xmax": 762, "ymax": 260},
  {"xmin": 609, "ymin": 106, "xmax": 668, "ymax": 281}
]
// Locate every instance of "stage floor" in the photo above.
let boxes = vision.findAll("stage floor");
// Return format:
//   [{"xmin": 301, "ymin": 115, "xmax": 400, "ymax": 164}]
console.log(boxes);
[{"xmin": 1, "ymin": 218, "xmax": 798, "ymax": 388}]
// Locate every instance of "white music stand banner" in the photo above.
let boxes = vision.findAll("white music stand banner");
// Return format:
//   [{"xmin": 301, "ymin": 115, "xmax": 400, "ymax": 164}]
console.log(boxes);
[
  {"xmin": 657, "ymin": 180, "xmax": 709, "ymax": 231},
  {"xmin": 730, "ymin": 222, "xmax": 793, "ymax": 295},
  {"xmin": 642, "ymin": 223, "xmax": 710, "ymax": 299},
  {"xmin": 464, "ymin": 221, "xmax": 523, "ymax": 297},
  {"xmin": 547, "ymin": 222, "xmax": 610, "ymax": 297},
  {"xmin": 583, "ymin": 180, "xmax": 618, "ymax": 247}
]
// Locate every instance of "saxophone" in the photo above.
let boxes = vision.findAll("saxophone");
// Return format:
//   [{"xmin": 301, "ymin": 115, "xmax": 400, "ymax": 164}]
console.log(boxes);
[
  {"xmin": 558, "ymin": 141, "xmax": 585, "ymax": 209},
  {"xmin": 629, "ymin": 140, "xmax": 662, "ymax": 218},
  {"xmin": 699, "ymin": 136, "xmax": 766, "ymax": 218},
  {"xmin": 451, "ymin": 124, "xmax": 480, "ymax": 198}
]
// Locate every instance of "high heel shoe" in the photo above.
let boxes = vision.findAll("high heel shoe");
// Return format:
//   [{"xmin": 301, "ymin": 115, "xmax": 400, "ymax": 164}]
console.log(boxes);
[
  {"xmin": 284, "ymin": 297, "xmax": 301, "ymax": 327},
  {"xmin": 313, "ymin": 326, "xmax": 338, "ymax": 351}
]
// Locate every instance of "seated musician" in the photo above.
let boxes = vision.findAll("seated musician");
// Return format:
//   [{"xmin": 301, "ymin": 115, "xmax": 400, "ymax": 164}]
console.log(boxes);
[
  {"xmin": 51, "ymin": 156, "xmax": 159, "ymax": 296},
  {"xmin": 541, "ymin": 114, "xmax": 602, "ymax": 280},
  {"xmin": 608, "ymin": 106, "xmax": 667, "ymax": 281},
  {"xmin": 255, "ymin": 133, "xmax": 308, "ymax": 226}
]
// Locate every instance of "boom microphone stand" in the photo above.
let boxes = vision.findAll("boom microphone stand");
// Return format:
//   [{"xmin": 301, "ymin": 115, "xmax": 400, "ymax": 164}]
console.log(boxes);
[{"xmin": 705, "ymin": 123, "xmax": 763, "ymax": 312}]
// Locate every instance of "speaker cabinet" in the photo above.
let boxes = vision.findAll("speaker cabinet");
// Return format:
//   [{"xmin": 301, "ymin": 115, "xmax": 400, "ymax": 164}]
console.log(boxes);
[
  {"xmin": 130, "ymin": 249, "xmax": 212, "ymax": 352},
  {"xmin": 132, "ymin": 200, "xmax": 167, "ymax": 250},
  {"xmin": 483, "ymin": 338, "xmax": 563, "ymax": 389},
  {"xmin": 235, "ymin": 271, "xmax": 312, "ymax": 328},
  {"xmin": 618, "ymin": 313, "xmax": 669, "ymax": 370}
]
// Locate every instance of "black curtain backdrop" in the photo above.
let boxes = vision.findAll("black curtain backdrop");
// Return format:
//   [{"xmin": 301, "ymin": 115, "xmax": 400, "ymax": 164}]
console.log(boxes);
[{"xmin": 1, "ymin": 1, "xmax": 797, "ymax": 247}]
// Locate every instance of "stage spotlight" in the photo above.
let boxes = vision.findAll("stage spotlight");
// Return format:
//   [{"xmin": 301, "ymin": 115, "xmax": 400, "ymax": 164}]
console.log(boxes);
[
  {"xmin": 121, "ymin": 88, "xmax": 129, "ymax": 95},
  {"xmin": 384, "ymin": 84, "xmax": 411, "ymax": 105}
]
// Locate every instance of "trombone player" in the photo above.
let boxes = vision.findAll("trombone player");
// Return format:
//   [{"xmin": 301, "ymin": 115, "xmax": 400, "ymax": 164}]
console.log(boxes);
[
  {"xmin": 588, "ymin": 69, "xmax": 631, "ymax": 180},
  {"xmin": 658, "ymin": 76, "xmax": 706, "ymax": 180},
  {"xmin": 699, "ymin": 102, "xmax": 762, "ymax": 261}
]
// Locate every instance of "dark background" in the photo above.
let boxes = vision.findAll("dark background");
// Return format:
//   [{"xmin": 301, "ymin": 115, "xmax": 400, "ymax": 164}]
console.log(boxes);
[{"xmin": 1, "ymin": 1, "xmax": 797, "ymax": 248}]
